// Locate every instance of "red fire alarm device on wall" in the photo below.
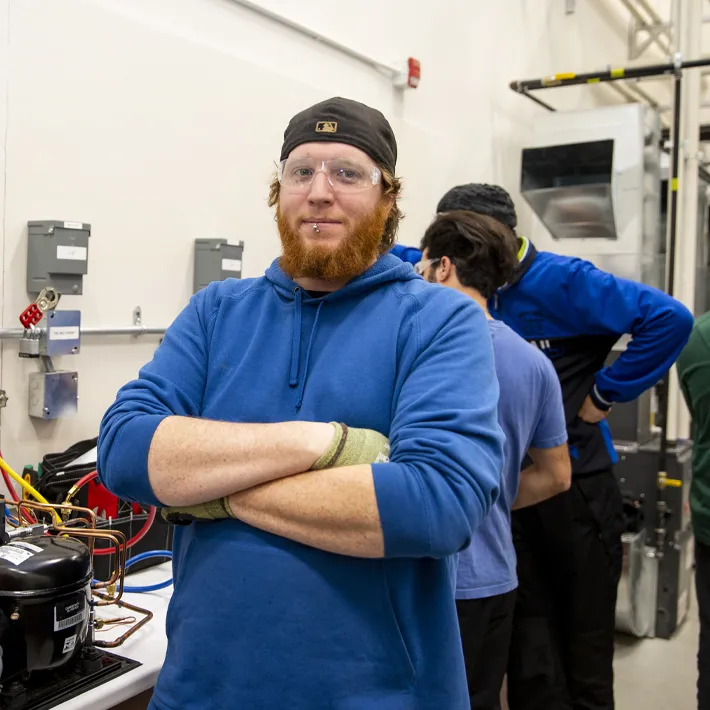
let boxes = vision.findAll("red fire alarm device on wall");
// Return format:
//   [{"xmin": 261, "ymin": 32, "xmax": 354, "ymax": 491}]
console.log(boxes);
[{"xmin": 393, "ymin": 58, "xmax": 421, "ymax": 89}]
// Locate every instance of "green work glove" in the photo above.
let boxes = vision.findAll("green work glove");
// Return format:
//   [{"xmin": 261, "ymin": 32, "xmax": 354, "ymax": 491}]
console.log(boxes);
[
  {"xmin": 161, "ymin": 423, "xmax": 390, "ymax": 525},
  {"xmin": 311, "ymin": 422, "xmax": 390, "ymax": 470},
  {"xmin": 161, "ymin": 497, "xmax": 235, "ymax": 525}
]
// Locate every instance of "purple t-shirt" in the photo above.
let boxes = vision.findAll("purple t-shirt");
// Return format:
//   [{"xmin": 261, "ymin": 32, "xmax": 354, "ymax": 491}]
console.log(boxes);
[{"xmin": 456, "ymin": 319, "xmax": 567, "ymax": 599}]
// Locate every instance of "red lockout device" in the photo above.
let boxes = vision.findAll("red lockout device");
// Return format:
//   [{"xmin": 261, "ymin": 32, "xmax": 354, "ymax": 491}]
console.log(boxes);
[
  {"xmin": 19, "ymin": 304, "xmax": 44, "ymax": 328},
  {"xmin": 18, "ymin": 287, "xmax": 61, "ymax": 328}
]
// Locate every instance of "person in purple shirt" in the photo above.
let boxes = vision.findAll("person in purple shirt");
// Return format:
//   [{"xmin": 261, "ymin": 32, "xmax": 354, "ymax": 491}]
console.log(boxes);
[{"xmin": 416, "ymin": 209, "xmax": 571, "ymax": 710}]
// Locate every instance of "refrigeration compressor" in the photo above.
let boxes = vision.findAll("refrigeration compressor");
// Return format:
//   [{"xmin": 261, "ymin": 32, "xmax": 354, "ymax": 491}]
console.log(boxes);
[{"xmin": 0, "ymin": 502, "xmax": 142, "ymax": 710}]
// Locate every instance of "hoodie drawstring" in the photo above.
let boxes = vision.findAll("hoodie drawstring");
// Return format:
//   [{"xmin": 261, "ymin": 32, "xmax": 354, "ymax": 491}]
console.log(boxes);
[
  {"xmin": 289, "ymin": 288, "xmax": 303, "ymax": 388},
  {"xmin": 289, "ymin": 287, "xmax": 325, "ymax": 409},
  {"xmin": 296, "ymin": 301, "xmax": 324, "ymax": 409}
]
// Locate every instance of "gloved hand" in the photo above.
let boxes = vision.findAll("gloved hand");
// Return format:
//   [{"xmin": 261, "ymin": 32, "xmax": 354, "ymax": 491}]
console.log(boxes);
[
  {"xmin": 310, "ymin": 422, "xmax": 390, "ymax": 470},
  {"xmin": 161, "ymin": 423, "xmax": 390, "ymax": 525},
  {"xmin": 161, "ymin": 498, "xmax": 235, "ymax": 525}
]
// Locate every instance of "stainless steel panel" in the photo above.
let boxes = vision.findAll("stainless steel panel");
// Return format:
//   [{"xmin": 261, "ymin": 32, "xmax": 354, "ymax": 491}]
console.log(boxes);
[
  {"xmin": 39, "ymin": 310, "xmax": 81, "ymax": 357},
  {"xmin": 616, "ymin": 532, "xmax": 658, "ymax": 638},
  {"xmin": 28, "ymin": 371, "xmax": 78, "ymax": 419},
  {"xmin": 521, "ymin": 184, "xmax": 616, "ymax": 241}
]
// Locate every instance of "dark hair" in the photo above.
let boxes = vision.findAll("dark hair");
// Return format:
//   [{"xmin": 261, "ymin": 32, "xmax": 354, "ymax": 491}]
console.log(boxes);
[
  {"xmin": 419, "ymin": 210, "xmax": 519, "ymax": 298},
  {"xmin": 437, "ymin": 183, "xmax": 517, "ymax": 231}
]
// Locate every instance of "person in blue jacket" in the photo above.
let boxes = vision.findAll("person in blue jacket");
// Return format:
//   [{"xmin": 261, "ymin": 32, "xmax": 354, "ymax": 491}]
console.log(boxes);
[
  {"xmin": 417, "ymin": 208, "xmax": 571, "ymax": 710},
  {"xmin": 97, "ymin": 98, "xmax": 505, "ymax": 710},
  {"xmin": 392, "ymin": 183, "xmax": 694, "ymax": 710}
]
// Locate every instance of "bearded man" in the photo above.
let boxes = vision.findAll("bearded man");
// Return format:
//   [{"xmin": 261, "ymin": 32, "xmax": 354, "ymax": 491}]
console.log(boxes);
[{"xmin": 97, "ymin": 97, "xmax": 505, "ymax": 710}]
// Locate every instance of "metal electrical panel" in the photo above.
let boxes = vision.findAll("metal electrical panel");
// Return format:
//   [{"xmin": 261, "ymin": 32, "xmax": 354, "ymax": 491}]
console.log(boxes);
[
  {"xmin": 27, "ymin": 221, "xmax": 91, "ymax": 295},
  {"xmin": 194, "ymin": 239, "xmax": 244, "ymax": 293},
  {"xmin": 28, "ymin": 371, "xmax": 78, "ymax": 420},
  {"xmin": 40, "ymin": 311, "xmax": 81, "ymax": 356}
]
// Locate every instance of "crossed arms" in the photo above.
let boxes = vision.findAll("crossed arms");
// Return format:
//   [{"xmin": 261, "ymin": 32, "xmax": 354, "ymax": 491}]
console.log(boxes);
[
  {"xmin": 97, "ymin": 288, "xmax": 505, "ymax": 560},
  {"xmin": 147, "ymin": 417, "xmax": 386, "ymax": 557}
]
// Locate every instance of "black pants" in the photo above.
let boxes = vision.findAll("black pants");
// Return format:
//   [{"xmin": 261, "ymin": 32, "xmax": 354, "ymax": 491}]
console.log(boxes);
[
  {"xmin": 456, "ymin": 590, "xmax": 517, "ymax": 710},
  {"xmin": 696, "ymin": 540, "xmax": 710, "ymax": 709},
  {"xmin": 507, "ymin": 468, "xmax": 624, "ymax": 710}
]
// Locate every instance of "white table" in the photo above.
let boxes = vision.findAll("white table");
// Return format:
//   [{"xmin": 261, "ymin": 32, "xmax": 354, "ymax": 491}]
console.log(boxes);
[{"xmin": 55, "ymin": 562, "xmax": 173, "ymax": 710}]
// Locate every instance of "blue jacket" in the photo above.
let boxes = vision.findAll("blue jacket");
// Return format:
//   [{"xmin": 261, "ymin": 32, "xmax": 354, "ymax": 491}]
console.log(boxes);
[
  {"xmin": 390, "ymin": 244, "xmax": 423, "ymax": 267},
  {"xmin": 97, "ymin": 254, "xmax": 504, "ymax": 709},
  {"xmin": 390, "ymin": 241, "xmax": 694, "ymax": 475}
]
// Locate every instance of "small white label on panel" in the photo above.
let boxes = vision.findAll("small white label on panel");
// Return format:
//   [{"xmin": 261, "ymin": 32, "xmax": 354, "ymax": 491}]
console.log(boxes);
[
  {"xmin": 222, "ymin": 258, "xmax": 242, "ymax": 273},
  {"xmin": 49, "ymin": 327, "xmax": 80, "ymax": 341},
  {"xmin": 63, "ymin": 221, "xmax": 83, "ymax": 230},
  {"xmin": 57, "ymin": 245, "xmax": 87, "ymax": 261},
  {"xmin": 62, "ymin": 635, "xmax": 78, "ymax": 654}
]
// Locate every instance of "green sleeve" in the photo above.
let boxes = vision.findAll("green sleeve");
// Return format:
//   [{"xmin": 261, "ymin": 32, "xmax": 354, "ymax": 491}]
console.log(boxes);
[{"xmin": 677, "ymin": 323, "xmax": 710, "ymax": 434}]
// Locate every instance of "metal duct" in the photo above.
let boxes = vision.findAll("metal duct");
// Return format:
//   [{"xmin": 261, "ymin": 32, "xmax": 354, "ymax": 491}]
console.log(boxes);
[
  {"xmin": 521, "ymin": 139, "xmax": 616, "ymax": 241},
  {"xmin": 519, "ymin": 103, "xmax": 663, "ymax": 289}
]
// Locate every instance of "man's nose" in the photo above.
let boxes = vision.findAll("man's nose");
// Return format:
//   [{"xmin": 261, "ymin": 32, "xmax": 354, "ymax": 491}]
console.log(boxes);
[{"xmin": 307, "ymin": 171, "xmax": 335, "ymax": 207}]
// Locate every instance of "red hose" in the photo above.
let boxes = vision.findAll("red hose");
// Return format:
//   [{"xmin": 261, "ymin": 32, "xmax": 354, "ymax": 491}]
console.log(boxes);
[
  {"xmin": 0, "ymin": 450, "xmax": 36, "ymax": 524},
  {"xmin": 93, "ymin": 505, "xmax": 157, "ymax": 556},
  {"xmin": 67, "ymin": 470, "xmax": 158, "ymax": 556},
  {"xmin": 1, "ymin": 467, "xmax": 18, "ymax": 502}
]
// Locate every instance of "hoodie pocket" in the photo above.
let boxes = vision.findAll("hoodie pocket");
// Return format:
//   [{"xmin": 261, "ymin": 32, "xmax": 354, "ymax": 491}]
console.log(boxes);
[
  {"xmin": 162, "ymin": 522, "xmax": 417, "ymax": 703},
  {"xmin": 380, "ymin": 569, "xmax": 416, "ymax": 682}
]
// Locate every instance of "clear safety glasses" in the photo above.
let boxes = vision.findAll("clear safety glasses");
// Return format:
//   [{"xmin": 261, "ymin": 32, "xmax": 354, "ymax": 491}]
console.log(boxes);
[
  {"xmin": 277, "ymin": 157, "xmax": 382, "ymax": 193},
  {"xmin": 414, "ymin": 258, "xmax": 440, "ymax": 276}
]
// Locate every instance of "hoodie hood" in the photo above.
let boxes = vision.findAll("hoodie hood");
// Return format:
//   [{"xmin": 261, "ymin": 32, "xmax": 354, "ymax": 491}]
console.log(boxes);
[
  {"xmin": 264, "ymin": 253, "xmax": 420, "ymax": 301},
  {"xmin": 264, "ymin": 254, "xmax": 420, "ymax": 408}
]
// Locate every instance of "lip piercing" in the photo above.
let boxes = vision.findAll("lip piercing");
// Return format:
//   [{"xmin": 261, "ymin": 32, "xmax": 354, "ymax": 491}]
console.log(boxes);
[{"xmin": 312, "ymin": 223, "xmax": 320, "ymax": 233}]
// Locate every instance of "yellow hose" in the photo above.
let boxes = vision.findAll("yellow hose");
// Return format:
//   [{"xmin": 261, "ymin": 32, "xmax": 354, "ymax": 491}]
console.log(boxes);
[{"xmin": 0, "ymin": 455, "xmax": 61, "ymax": 523}]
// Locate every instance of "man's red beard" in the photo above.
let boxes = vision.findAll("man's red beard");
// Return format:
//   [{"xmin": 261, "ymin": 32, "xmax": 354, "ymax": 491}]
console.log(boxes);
[{"xmin": 277, "ymin": 201, "xmax": 390, "ymax": 282}]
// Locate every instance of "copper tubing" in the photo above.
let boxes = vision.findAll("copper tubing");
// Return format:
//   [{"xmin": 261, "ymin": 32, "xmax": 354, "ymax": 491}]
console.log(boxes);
[
  {"xmin": 14, "ymin": 500, "xmax": 99, "ymax": 555},
  {"xmin": 11, "ymin": 500, "xmax": 128, "ymax": 603},
  {"xmin": 14, "ymin": 501, "xmax": 126, "ymax": 590},
  {"xmin": 53, "ymin": 527, "xmax": 128, "ymax": 602},
  {"xmin": 59, "ymin": 517, "xmax": 98, "ymax": 531},
  {"xmin": 16, "ymin": 500, "xmax": 98, "ymax": 530},
  {"xmin": 92, "ymin": 593, "xmax": 154, "ymax": 648}
]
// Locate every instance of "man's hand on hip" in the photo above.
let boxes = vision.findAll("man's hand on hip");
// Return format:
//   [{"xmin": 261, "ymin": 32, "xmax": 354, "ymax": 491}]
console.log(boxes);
[{"xmin": 578, "ymin": 395, "xmax": 610, "ymax": 424}]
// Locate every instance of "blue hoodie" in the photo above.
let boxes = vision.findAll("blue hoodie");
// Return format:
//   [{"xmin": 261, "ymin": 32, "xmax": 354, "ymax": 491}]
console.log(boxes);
[{"xmin": 97, "ymin": 254, "xmax": 504, "ymax": 710}]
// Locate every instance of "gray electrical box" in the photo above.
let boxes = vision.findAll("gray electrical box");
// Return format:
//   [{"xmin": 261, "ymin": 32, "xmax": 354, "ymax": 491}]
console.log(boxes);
[
  {"xmin": 27, "ymin": 221, "xmax": 91, "ymax": 295},
  {"xmin": 194, "ymin": 239, "xmax": 244, "ymax": 293},
  {"xmin": 28, "ymin": 371, "xmax": 78, "ymax": 420}
]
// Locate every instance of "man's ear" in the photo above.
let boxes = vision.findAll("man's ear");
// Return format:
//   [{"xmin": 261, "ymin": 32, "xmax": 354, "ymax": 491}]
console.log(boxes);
[
  {"xmin": 438, "ymin": 256, "xmax": 454, "ymax": 283},
  {"xmin": 381, "ymin": 193, "xmax": 395, "ymax": 217}
]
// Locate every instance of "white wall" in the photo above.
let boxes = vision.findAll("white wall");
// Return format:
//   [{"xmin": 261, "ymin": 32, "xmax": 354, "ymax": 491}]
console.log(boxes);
[{"xmin": 0, "ymin": 0, "xmax": 650, "ymax": 484}]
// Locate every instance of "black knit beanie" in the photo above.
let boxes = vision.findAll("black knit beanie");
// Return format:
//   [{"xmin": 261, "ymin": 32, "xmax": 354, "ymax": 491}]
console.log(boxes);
[
  {"xmin": 437, "ymin": 183, "xmax": 517, "ymax": 231},
  {"xmin": 280, "ymin": 97, "xmax": 397, "ymax": 174}
]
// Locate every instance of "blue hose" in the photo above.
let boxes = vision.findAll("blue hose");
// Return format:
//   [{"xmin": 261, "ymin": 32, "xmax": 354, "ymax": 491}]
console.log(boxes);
[
  {"xmin": 4, "ymin": 505, "xmax": 18, "ymax": 526},
  {"xmin": 123, "ymin": 550, "xmax": 173, "ymax": 593},
  {"xmin": 92, "ymin": 549, "xmax": 173, "ymax": 594}
]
